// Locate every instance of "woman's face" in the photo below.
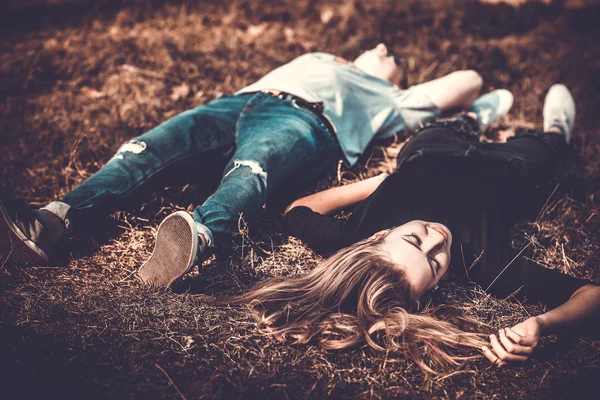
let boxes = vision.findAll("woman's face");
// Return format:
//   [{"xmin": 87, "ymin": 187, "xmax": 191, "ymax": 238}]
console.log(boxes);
[
  {"xmin": 353, "ymin": 43, "xmax": 402, "ymax": 86},
  {"xmin": 378, "ymin": 220, "xmax": 452, "ymax": 298}
]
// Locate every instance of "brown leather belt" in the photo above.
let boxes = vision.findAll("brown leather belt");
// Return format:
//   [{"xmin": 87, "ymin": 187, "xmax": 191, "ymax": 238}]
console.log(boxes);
[{"xmin": 259, "ymin": 89, "xmax": 336, "ymax": 135}]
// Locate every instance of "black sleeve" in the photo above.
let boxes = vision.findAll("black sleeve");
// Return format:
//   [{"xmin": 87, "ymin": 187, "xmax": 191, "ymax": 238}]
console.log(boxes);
[
  {"xmin": 472, "ymin": 250, "xmax": 595, "ymax": 309},
  {"xmin": 284, "ymin": 206, "xmax": 349, "ymax": 254}
]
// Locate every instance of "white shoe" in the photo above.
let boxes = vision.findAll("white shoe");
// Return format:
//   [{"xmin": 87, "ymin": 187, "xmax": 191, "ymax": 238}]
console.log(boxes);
[
  {"xmin": 467, "ymin": 89, "xmax": 514, "ymax": 131},
  {"xmin": 543, "ymin": 84, "xmax": 575, "ymax": 143}
]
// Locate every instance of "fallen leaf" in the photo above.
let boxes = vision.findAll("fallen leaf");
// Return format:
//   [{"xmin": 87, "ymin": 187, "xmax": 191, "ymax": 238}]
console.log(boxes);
[
  {"xmin": 170, "ymin": 83, "xmax": 190, "ymax": 101},
  {"xmin": 43, "ymin": 38, "xmax": 59, "ymax": 49},
  {"xmin": 183, "ymin": 336, "xmax": 195, "ymax": 350},
  {"xmin": 320, "ymin": 9, "xmax": 334, "ymax": 24},
  {"xmin": 247, "ymin": 23, "xmax": 267, "ymax": 38},
  {"xmin": 284, "ymin": 27, "xmax": 295, "ymax": 43},
  {"xmin": 81, "ymin": 86, "xmax": 106, "ymax": 99}
]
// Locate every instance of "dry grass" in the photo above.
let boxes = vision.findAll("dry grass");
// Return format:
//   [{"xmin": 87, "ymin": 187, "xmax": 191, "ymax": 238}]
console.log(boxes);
[{"xmin": 1, "ymin": 0, "xmax": 600, "ymax": 398}]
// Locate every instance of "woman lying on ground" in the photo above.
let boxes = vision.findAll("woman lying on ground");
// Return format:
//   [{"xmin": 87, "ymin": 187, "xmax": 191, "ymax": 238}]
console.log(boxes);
[{"xmin": 235, "ymin": 85, "xmax": 600, "ymax": 371}]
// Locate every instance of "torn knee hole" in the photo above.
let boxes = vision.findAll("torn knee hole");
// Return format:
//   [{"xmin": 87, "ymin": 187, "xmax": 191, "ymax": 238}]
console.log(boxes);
[
  {"xmin": 224, "ymin": 160, "xmax": 268, "ymax": 180},
  {"xmin": 112, "ymin": 140, "xmax": 147, "ymax": 160}
]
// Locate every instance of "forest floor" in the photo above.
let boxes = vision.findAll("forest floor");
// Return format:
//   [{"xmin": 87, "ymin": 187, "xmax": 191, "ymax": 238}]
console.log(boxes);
[{"xmin": 1, "ymin": 0, "xmax": 600, "ymax": 398}]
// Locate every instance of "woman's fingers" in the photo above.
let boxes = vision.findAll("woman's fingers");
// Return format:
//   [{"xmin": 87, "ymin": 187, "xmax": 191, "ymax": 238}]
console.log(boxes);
[
  {"xmin": 499, "ymin": 328, "xmax": 534, "ymax": 356},
  {"xmin": 482, "ymin": 322, "xmax": 540, "ymax": 367},
  {"xmin": 506, "ymin": 326, "xmax": 536, "ymax": 346},
  {"xmin": 482, "ymin": 346, "xmax": 506, "ymax": 367},
  {"xmin": 489, "ymin": 334, "xmax": 529, "ymax": 363},
  {"xmin": 504, "ymin": 327, "xmax": 523, "ymax": 344}
]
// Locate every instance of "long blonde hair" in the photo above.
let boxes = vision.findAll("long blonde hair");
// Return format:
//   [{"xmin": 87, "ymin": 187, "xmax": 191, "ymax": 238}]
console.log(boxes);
[{"xmin": 232, "ymin": 235, "xmax": 488, "ymax": 373}]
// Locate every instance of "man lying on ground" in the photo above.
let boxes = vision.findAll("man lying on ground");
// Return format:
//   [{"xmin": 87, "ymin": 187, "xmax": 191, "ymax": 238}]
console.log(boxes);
[{"xmin": 1, "ymin": 43, "xmax": 482, "ymax": 287}]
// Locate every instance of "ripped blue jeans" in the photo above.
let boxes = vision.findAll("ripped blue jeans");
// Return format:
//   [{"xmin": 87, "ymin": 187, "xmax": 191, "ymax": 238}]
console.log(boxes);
[{"xmin": 57, "ymin": 93, "xmax": 340, "ymax": 252}]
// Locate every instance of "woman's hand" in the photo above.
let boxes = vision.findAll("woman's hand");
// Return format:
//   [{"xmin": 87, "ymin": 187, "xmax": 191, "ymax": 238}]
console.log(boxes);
[
  {"xmin": 482, "ymin": 284, "xmax": 600, "ymax": 368},
  {"xmin": 481, "ymin": 316, "xmax": 544, "ymax": 367}
]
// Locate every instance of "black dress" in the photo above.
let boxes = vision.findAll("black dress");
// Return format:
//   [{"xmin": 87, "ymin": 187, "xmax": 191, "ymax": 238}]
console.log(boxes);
[{"xmin": 285, "ymin": 117, "xmax": 593, "ymax": 308}]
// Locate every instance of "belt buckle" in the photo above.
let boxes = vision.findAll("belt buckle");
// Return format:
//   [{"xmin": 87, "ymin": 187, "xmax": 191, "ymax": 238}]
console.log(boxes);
[
  {"xmin": 262, "ymin": 89, "xmax": 282, "ymax": 98},
  {"xmin": 311, "ymin": 102, "xmax": 324, "ymax": 113}
]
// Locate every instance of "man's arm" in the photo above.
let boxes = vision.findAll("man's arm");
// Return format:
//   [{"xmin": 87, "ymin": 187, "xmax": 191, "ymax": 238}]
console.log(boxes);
[
  {"xmin": 482, "ymin": 283, "xmax": 600, "ymax": 366},
  {"xmin": 284, "ymin": 173, "xmax": 389, "ymax": 216}
]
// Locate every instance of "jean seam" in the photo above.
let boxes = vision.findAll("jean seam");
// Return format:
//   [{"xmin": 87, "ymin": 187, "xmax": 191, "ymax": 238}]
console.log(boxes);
[{"xmin": 280, "ymin": 136, "xmax": 339, "ymax": 191}]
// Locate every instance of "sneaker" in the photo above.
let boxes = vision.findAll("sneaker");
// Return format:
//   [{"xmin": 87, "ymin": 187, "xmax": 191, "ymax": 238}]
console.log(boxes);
[
  {"xmin": 0, "ymin": 191, "xmax": 55, "ymax": 266},
  {"xmin": 467, "ymin": 89, "xmax": 514, "ymax": 131},
  {"xmin": 543, "ymin": 84, "xmax": 575, "ymax": 143},
  {"xmin": 138, "ymin": 211, "xmax": 201, "ymax": 288}
]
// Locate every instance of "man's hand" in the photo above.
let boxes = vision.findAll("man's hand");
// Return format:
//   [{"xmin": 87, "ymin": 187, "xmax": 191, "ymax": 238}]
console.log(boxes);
[{"xmin": 482, "ymin": 316, "xmax": 544, "ymax": 367}]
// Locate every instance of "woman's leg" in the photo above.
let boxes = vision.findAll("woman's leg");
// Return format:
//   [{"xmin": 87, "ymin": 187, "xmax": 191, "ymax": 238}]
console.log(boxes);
[
  {"xmin": 396, "ymin": 89, "xmax": 515, "ymax": 167},
  {"xmin": 483, "ymin": 129, "xmax": 567, "ymax": 220},
  {"xmin": 480, "ymin": 84, "xmax": 574, "ymax": 219},
  {"xmin": 395, "ymin": 114, "xmax": 481, "ymax": 167}
]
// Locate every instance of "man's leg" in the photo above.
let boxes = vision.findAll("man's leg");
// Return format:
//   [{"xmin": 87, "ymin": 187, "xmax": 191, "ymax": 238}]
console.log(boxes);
[
  {"xmin": 58, "ymin": 94, "xmax": 249, "ymax": 233},
  {"xmin": 396, "ymin": 70, "xmax": 483, "ymax": 132},
  {"xmin": 0, "ymin": 94, "xmax": 251, "ymax": 266},
  {"xmin": 196, "ymin": 94, "xmax": 340, "ymax": 253},
  {"xmin": 139, "ymin": 94, "xmax": 340, "ymax": 286}
]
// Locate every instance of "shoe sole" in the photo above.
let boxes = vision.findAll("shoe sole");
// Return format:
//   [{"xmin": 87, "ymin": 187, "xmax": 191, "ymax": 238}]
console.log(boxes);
[
  {"xmin": 137, "ymin": 211, "xmax": 198, "ymax": 288},
  {"xmin": 0, "ymin": 198, "xmax": 49, "ymax": 267}
]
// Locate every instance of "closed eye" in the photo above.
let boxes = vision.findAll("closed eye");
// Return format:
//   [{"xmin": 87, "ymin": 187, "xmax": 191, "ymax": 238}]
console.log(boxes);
[
  {"xmin": 429, "ymin": 256, "xmax": 441, "ymax": 275},
  {"xmin": 409, "ymin": 233, "xmax": 422, "ymax": 247},
  {"xmin": 404, "ymin": 233, "xmax": 438, "ymax": 278}
]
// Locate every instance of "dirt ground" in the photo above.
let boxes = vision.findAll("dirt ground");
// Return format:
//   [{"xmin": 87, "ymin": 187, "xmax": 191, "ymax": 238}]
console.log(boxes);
[{"xmin": 1, "ymin": 0, "xmax": 600, "ymax": 398}]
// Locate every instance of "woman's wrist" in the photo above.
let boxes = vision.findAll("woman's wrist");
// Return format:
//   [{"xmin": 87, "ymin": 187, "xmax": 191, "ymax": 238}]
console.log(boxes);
[{"xmin": 533, "ymin": 315, "xmax": 547, "ymax": 336}]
